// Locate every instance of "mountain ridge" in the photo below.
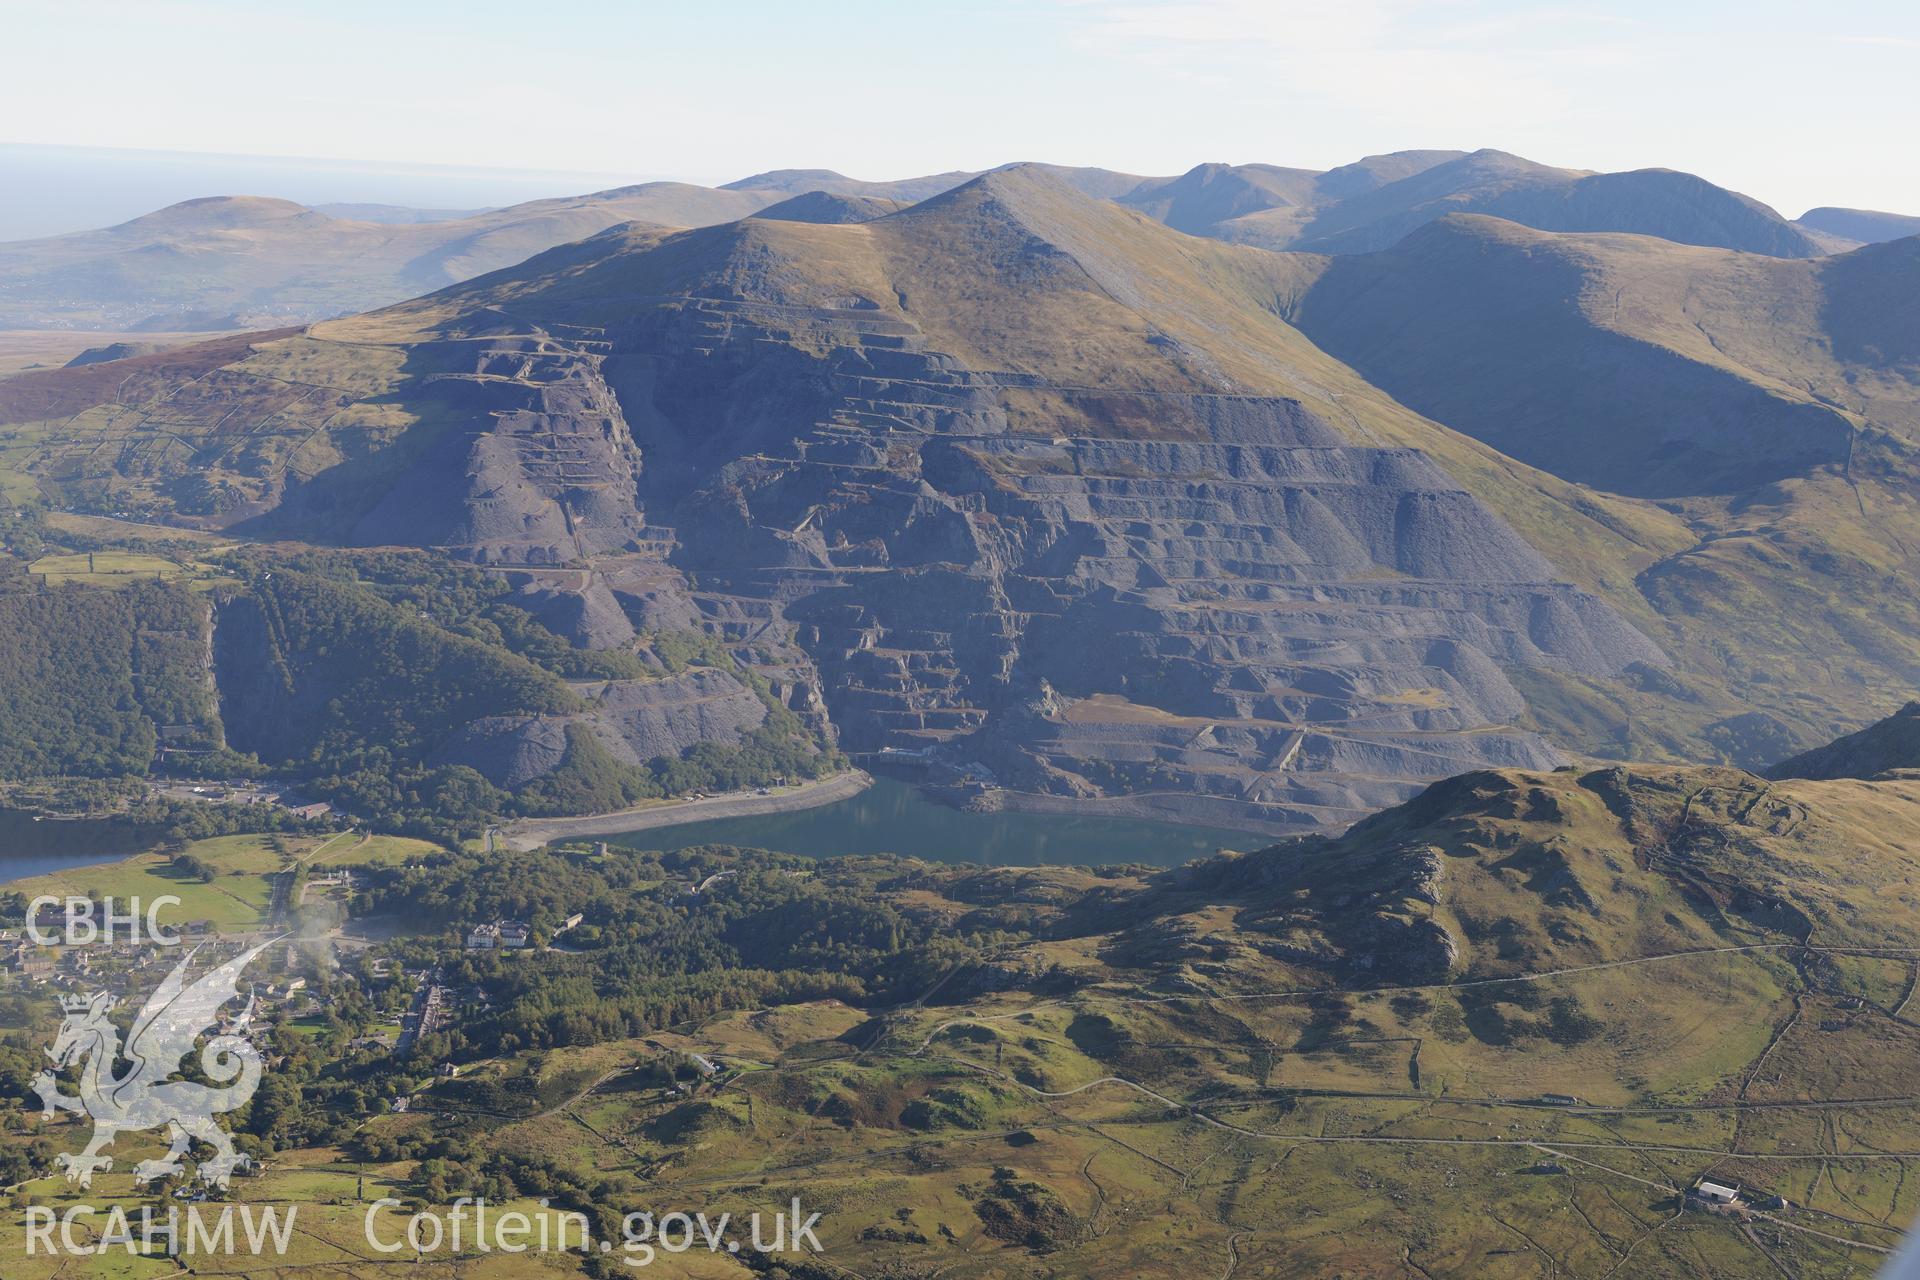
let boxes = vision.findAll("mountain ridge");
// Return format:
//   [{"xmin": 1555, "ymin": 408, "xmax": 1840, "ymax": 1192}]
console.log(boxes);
[{"xmin": 0, "ymin": 148, "xmax": 1851, "ymax": 332}]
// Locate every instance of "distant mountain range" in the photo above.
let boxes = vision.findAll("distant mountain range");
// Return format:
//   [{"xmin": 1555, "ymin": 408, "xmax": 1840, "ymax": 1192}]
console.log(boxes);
[
  {"xmin": 1, "ymin": 149, "xmax": 1911, "ymax": 332},
  {"xmin": 4, "ymin": 163, "xmax": 1918, "ymax": 831},
  {"xmin": 1796, "ymin": 206, "xmax": 1920, "ymax": 246}
]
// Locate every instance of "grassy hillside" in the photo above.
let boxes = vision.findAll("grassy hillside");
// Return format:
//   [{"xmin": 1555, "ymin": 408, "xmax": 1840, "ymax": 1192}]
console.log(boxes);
[{"xmin": 9, "ymin": 757, "xmax": 1920, "ymax": 1276}]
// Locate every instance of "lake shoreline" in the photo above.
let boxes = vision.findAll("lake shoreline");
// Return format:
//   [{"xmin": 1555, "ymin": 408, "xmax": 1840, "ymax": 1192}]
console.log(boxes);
[
  {"xmin": 0, "ymin": 810, "xmax": 154, "ymax": 886},
  {"xmin": 605, "ymin": 777, "xmax": 1259, "ymax": 868},
  {"xmin": 0, "ymin": 853, "xmax": 126, "ymax": 887},
  {"xmin": 497, "ymin": 770, "xmax": 876, "ymax": 851}
]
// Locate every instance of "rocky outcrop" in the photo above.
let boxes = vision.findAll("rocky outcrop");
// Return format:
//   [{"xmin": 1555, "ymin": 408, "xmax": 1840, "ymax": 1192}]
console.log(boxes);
[
  {"xmin": 589, "ymin": 670, "xmax": 768, "ymax": 765},
  {"xmin": 430, "ymin": 714, "xmax": 571, "ymax": 789},
  {"xmin": 338, "ymin": 342, "xmax": 649, "ymax": 564}
]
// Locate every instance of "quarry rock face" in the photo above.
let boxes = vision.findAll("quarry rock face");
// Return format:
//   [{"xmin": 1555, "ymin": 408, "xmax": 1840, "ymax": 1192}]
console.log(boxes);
[
  {"xmin": 246, "ymin": 170, "xmax": 1668, "ymax": 831},
  {"xmin": 339, "ymin": 344, "xmax": 650, "ymax": 565},
  {"xmin": 431, "ymin": 668, "xmax": 768, "ymax": 788},
  {"xmin": 509, "ymin": 574, "xmax": 637, "ymax": 651}
]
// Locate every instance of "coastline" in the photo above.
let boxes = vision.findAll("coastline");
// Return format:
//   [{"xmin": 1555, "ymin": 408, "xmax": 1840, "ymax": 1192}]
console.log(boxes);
[{"xmin": 496, "ymin": 770, "xmax": 875, "ymax": 851}]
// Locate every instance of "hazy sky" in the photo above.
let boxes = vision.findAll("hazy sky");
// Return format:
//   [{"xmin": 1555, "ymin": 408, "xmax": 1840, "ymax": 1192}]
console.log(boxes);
[{"xmin": 4, "ymin": 0, "xmax": 1917, "ymax": 224}]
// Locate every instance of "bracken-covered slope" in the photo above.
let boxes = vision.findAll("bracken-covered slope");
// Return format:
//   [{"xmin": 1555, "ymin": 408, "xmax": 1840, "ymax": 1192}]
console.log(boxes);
[
  {"xmin": 197, "ymin": 751, "xmax": 1920, "ymax": 1278},
  {"xmin": 0, "ymin": 168, "xmax": 1684, "ymax": 833}
]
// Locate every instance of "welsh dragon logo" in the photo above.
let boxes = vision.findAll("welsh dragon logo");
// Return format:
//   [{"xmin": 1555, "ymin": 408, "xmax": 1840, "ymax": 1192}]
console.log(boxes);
[{"xmin": 31, "ymin": 939, "xmax": 276, "ymax": 1189}]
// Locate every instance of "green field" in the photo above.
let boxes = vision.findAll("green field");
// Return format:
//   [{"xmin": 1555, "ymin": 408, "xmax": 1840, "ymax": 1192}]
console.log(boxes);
[
  {"xmin": 28, "ymin": 550, "xmax": 234, "ymax": 589},
  {"xmin": 8, "ymin": 830, "xmax": 437, "ymax": 935},
  {"xmin": 15, "ymin": 847, "xmax": 271, "ymax": 932}
]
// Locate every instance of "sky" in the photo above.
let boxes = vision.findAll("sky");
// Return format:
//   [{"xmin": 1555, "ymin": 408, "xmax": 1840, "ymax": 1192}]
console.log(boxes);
[{"xmin": 2, "ymin": 0, "xmax": 1917, "ymax": 237}]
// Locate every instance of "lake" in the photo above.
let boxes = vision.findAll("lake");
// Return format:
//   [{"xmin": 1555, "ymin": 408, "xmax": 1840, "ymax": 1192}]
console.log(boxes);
[
  {"xmin": 0, "ymin": 811, "xmax": 149, "ymax": 885},
  {"xmin": 609, "ymin": 778, "xmax": 1260, "ymax": 867}
]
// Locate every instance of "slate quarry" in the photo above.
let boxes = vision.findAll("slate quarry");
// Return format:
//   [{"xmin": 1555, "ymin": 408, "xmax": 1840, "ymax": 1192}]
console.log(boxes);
[{"xmin": 283, "ymin": 177, "xmax": 1663, "ymax": 832}]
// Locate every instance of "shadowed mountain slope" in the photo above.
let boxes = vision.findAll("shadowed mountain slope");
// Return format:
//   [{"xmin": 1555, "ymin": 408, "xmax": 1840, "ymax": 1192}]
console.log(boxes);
[
  {"xmin": 752, "ymin": 191, "xmax": 909, "ymax": 224},
  {"xmin": 1277, "ymin": 215, "xmax": 1920, "ymax": 764},
  {"xmin": 1767, "ymin": 700, "xmax": 1920, "ymax": 780},
  {"xmin": 1281, "ymin": 215, "xmax": 1920, "ymax": 501},
  {"xmin": 1282, "ymin": 215, "xmax": 1862, "ymax": 496}
]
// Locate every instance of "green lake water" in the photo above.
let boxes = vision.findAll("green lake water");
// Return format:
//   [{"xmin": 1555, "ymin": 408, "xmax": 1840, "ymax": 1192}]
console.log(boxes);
[{"xmin": 610, "ymin": 778, "xmax": 1259, "ymax": 867}]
